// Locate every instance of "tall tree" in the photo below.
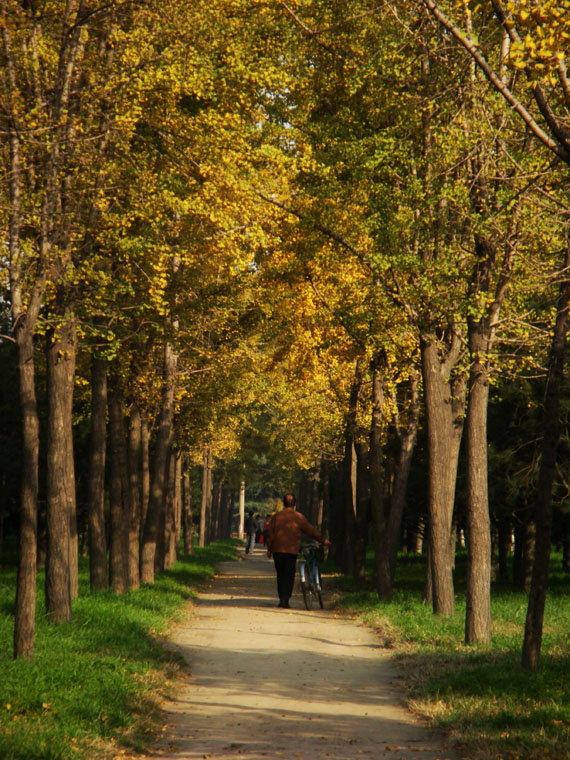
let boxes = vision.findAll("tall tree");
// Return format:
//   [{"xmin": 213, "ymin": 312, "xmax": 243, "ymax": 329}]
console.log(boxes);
[{"xmin": 420, "ymin": 0, "xmax": 570, "ymax": 669}]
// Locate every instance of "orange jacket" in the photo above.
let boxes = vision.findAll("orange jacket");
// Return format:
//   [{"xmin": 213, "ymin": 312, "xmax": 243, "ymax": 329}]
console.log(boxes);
[{"xmin": 267, "ymin": 507, "xmax": 323, "ymax": 554}]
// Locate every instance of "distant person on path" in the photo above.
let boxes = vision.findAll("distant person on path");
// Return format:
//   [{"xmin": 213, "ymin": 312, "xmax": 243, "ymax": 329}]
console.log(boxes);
[
  {"xmin": 245, "ymin": 510, "xmax": 256, "ymax": 554},
  {"xmin": 266, "ymin": 493, "xmax": 330, "ymax": 608}
]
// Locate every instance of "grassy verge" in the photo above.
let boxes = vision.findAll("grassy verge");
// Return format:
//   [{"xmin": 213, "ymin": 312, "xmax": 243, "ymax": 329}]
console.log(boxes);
[
  {"xmin": 336, "ymin": 552, "xmax": 570, "ymax": 760},
  {"xmin": 0, "ymin": 540, "xmax": 240, "ymax": 760}
]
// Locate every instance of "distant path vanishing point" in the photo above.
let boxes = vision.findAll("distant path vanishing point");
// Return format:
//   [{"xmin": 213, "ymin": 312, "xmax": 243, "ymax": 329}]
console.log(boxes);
[{"xmin": 148, "ymin": 548, "xmax": 462, "ymax": 760}]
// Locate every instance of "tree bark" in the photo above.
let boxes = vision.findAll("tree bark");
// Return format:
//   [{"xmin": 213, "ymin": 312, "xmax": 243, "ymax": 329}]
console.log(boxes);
[
  {"xmin": 13, "ymin": 327, "xmax": 40, "ymax": 657},
  {"xmin": 354, "ymin": 441, "xmax": 369, "ymax": 584},
  {"xmin": 140, "ymin": 412, "xmax": 150, "ymax": 531},
  {"xmin": 183, "ymin": 455, "xmax": 194, "ymax": 554},
  {"xmin": 5, "ymin": 21, "xmax": 41, "ymax": 657},
  {"xmin": 342, "ymin": 363, "xmax": 362, "ymax": 576},
  {"xmin": 421, "ymin": 332, "xmax": 466, "ymax": 615},
  {"xmin": 320, "ymin": 457, "xmax": 330, "ymax": 540},
  {"xmin": 522, "ymin": 248, "xmax": 570, "ymax": 671},
  {"xmin": 369, "ymin": 361, "xmax": 390, "ymax": 598},
  {"xmin": 205, "ymin": 461, "xmax": 214, "ymax": 543},
  {"xmin": 199, "ymin": 449, "xmax": 213, "ymax": 547},
  {"xmin": 342, "ymin": 438, "xmax": 357, "ymax": 577},
  {"xmin": 127, "ymin": 404, "xmax": 141, "ymax": 590},
  {"xmin": 67, "ymin": 388, "xmax": 79, "ymax": 601},
  {"xmin": 87, "ymin": 356, "xmax": 108, "ymax": 591},
  {"xmin": 174, "ymin": 451, "xmax": 182, "ymax": 558},
  {"xmin": 199, "ymin": 451, "xmax": 209, "ymax": 548},
  {"xmin": 108, "ymin": 380, "xmax": 129, "ymax": 594},
  {"xmin": 465, "ymin": 324, "xmax": 492, "ymax": 642},
  {"xmin": 163, "ymin": 449, "xmax": 177, "ymax": 569},
  {"xmin": 45, "ymin": 316, "xmax": 77, "ymax": 623}
]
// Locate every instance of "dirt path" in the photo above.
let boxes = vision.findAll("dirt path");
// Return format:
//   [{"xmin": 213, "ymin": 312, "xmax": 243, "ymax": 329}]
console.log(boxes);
[{"xmin": 149, "ymin": 548, "xmax": 462, "ymax": 760}]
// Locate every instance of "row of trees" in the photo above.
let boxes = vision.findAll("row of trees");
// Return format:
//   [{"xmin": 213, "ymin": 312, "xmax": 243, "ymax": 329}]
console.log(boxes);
[
  {"xmin": 250, "ymin": 0, "xmax": 570, "ymax": 671},
  {"xmin": 1, "ymin": 0, "xmax": 569, "ymax": 673}
]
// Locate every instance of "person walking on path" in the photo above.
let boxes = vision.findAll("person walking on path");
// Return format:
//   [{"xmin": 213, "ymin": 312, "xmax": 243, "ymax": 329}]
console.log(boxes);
[
  {"xmin": 244, "ymin": 509, "xmax": 256, "ymax": 554},
  {"xmin": 266, "ymin": 492, "xmax": 330, "ymax": 608}
]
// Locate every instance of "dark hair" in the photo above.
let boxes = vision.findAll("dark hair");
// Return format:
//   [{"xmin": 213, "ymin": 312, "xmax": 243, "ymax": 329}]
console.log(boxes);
[{"xmin": 283, "ymin": 493, "xmax": 296, "ymax": 507}]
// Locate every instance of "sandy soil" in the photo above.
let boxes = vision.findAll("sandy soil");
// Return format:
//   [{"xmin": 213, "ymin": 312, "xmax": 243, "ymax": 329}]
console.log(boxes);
[{"xmin": 148, "ymin": 547, "xmax": 463, "ymax": 760}]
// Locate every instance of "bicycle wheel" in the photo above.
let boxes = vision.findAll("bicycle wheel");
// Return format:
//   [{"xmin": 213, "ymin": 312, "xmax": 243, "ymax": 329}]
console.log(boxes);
[
  {"xmin": 299, "ymin": 562, "xmax": 312, "ymax": 609},
  {"xmin": 301, "ymin": 580, "xmax": 313, "ymax": 609},
  {"xmin": 314, "ymin": 567, "xmax": 324, "ymax": 609}
]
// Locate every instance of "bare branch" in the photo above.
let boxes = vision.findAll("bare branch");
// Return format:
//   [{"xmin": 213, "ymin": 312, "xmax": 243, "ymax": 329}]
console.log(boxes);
[{"xmin": 421, "ymin": 0, "xmax": 570, "ymax": 165}]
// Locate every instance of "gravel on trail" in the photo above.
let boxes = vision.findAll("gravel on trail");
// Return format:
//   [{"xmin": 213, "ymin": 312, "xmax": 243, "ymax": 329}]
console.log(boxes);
[{"xmin": 148, "ymin": 547, "xmax": 463, "ymax": 760}]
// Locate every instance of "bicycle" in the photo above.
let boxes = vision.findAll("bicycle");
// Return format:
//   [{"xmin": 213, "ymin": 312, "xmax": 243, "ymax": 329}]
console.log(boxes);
[{"xmin": 298, "ymin": 542, "xmax": 325, "ymax": 610}]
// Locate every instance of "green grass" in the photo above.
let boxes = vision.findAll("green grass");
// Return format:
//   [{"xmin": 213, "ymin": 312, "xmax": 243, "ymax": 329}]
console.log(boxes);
[
  {"xmin": 0, "ymin": 540, "xmax": 240, "ymax": 760},
  {"xmin": 336, "ymin": 552, "xmax": 570, "ymax": 760}
]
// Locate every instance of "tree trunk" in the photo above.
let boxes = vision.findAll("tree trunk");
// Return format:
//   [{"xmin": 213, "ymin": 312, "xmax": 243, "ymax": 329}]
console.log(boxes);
[
  {"xmin": 154, "ymin": 448, "xmax": 171, "ymax": 575},
  {"xmin": 140, "ymin": 341, "xmax": 177, "ymax": 584},
  {"xmin": 6, "ymin": 14, "xmax": 46, "ymax": 655},
  {"xmin": 199, "ymin": 450, "xmax": 210, "ymax": 548},
  {"xmin": 140, "ymin": 411, "xmax": 150, "ymax": 531},
  {"xmin": 67, "ymin": 401, "xmax": 79, "ymax": 600},
  {"xmin": 522, "ymin": 250, "xmax": 570, "ymax": 671},
  {"xmin": 421, "ymin": 332, "xmax": 466, "ymax": 615},
  {"xmin": 87, "ymin": 356, "xmax": 108, "ymax": 591},
  {"xmin": 174, "ymin": 451, "xmax": 182, "ymax": 558},
  {"xmin": 127, "ymin": 404, "xmax": 141, "ymax": 590},
  {"xmin": 13, "ymin": 328, "xmax": 40, "ymax": 657},
  {"xmin": 320, "ymin": 457, "xmax": 330, "ymax": 540},
  {"xmin": 163, "ymin": 449, "xmax": 177, "ymax": 569},
  {"xmin": 369, "ymin": 362, "xmax": 390, "ymax": 598},
  {"xmin": 108, "ymin": 380, "xmax": 129, "ymax": 594},
  {"xmin": 183, "ymin": 456, "xmax": 194, "ymax": 554},
  {"xmin": 523, "ymin": 521, "xmax": 535, "ymax": 592},
  {"xmin": 342, "ymin": 363, "xmax": 362, "ymax": 576},
  {"xmin": 342, "ymin": 438, "xmax": 358, "ymax": 577},
  {"xmin": 205, "ymin": 459, "xmax": 214, "ymax": 543},
  {"xmin": 45, "ymin": 316, "xmax": 77, "ymax": 623},
  {"xmin": 465, "ymin": 322, "xmax": 492, "ymax": 643},
  {"xmin": 354, "ymin": 441, "xmax": 369, "ymax": 584},
  {"xmin": 199, "ymin": 452, "xmax": 214, "ymax": 545},
  {"xmin": 423, "ymin": 539, "xmax": 433, "ymax": 604}
]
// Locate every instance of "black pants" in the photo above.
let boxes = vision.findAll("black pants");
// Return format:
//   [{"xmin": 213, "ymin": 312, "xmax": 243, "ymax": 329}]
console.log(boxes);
[{"xmin": 272, "ymin": 552, "xmax": 297, "ymax": 604}]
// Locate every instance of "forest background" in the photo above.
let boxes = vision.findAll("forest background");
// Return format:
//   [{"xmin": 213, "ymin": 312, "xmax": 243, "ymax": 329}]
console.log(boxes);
[{"xmin": 1, "ymin": 0, "xmax": 570, "ymax": 755}]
